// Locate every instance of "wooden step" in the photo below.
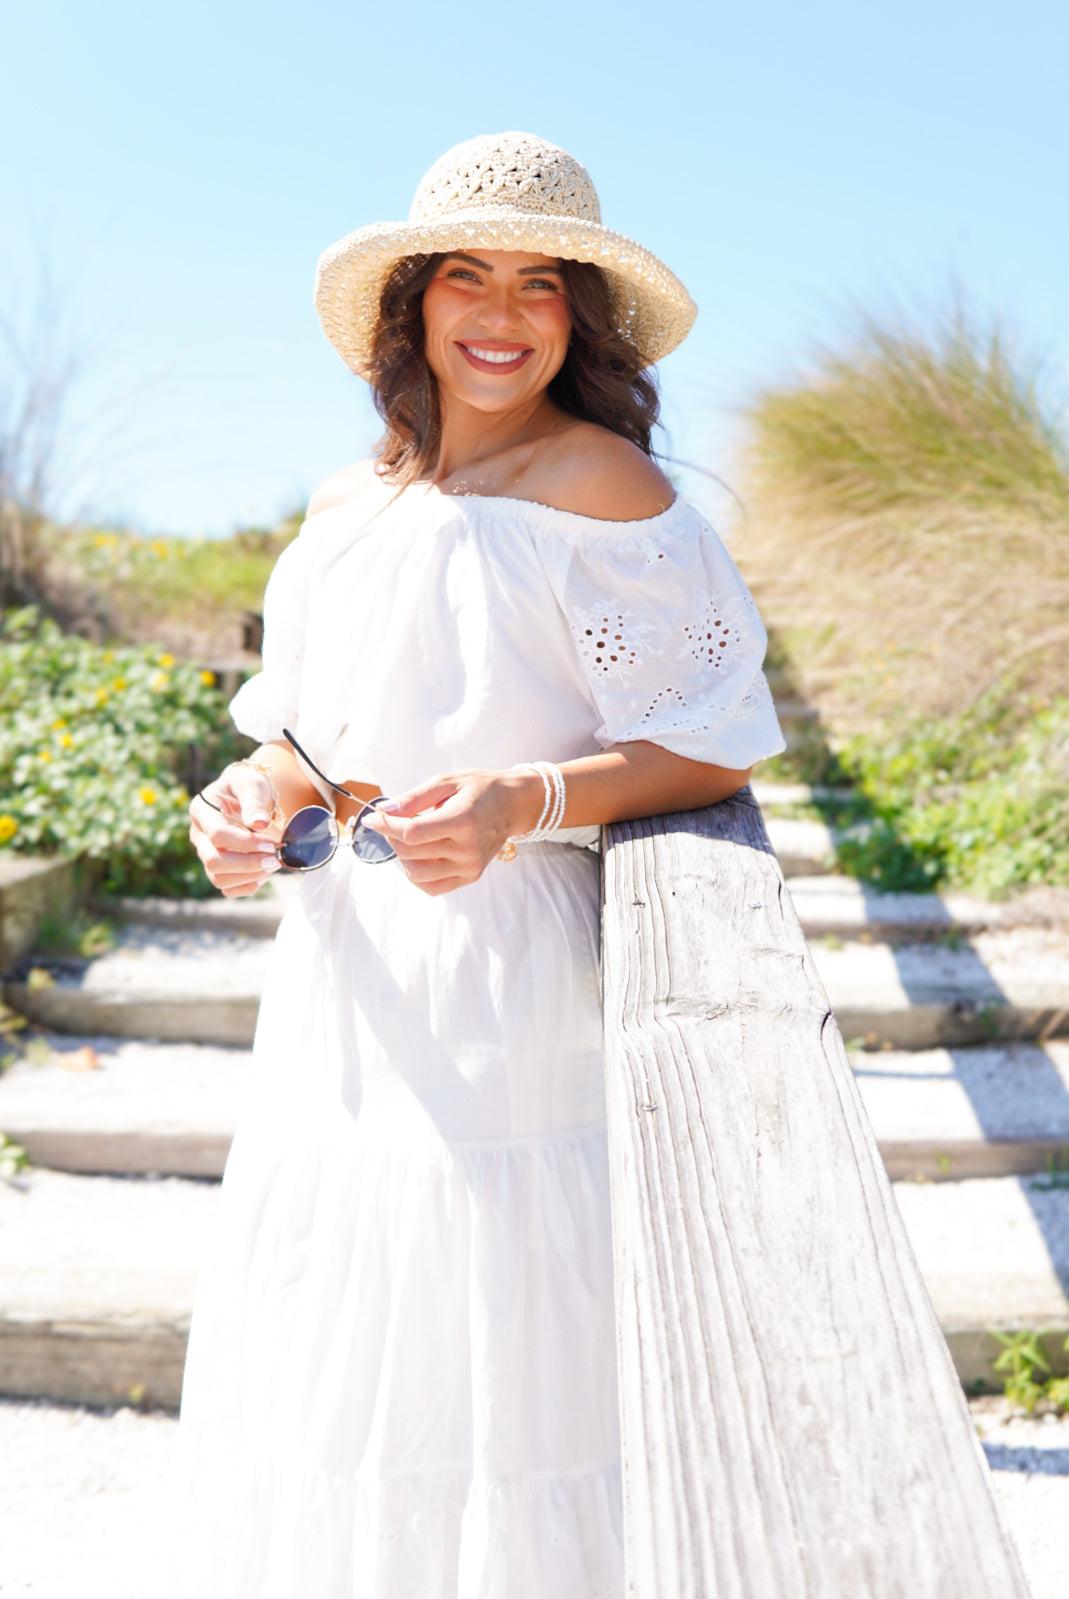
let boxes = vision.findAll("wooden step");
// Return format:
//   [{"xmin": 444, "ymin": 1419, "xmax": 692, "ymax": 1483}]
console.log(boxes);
[
  {"xmin": 750, "ymin": 780, "xmax": 853, "ymax": 810},
  {"xmin": 2, "ymin": 927, "xmax": 272, "ymax": 1048},
  {"xmin": 896, "ymin": 1175, "xmax": 1069, "ymax": 1385},
  {"xmin": 764, "ymin": 815, "xmax": 838, "ymax": 875},
  {"xmin": 812, "ymin": 929, "xmax": 1069, "ymax": 1049},
  {"xmin": 3, "ymin": 1035, "xmax": 1069, "ymax": 1186},
  {"xmin": 788, "ymin": 875, "xmax": 1042, "ymax": 942},
  {"xmin": 5, "ymin": 920, "xmax": 1069, "ymax": 1057},
  {"xmin": 94, "ymin": 875, "xmax": 298, "ymax": 939},
  {"xmin": 854, "ymin": 1042, "xmax": 1069, "ymax": 1180},
  {"xmin": 0, "ymin": 1170, "xmax": 215, "ymax": 1409},
  {"xmin": 0, "ymin": 1038, "xmax": 249, "ymax": 1177},
  {"xmin": 2, "ymin": 1168, "xmax": 1064, "ymax": 1408}
]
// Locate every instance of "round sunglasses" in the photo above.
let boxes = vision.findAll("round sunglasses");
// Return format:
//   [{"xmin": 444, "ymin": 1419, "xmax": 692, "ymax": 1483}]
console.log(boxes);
[{"xmin": 197, "ymin": 727, "xmax": 397, "ymax": 871}]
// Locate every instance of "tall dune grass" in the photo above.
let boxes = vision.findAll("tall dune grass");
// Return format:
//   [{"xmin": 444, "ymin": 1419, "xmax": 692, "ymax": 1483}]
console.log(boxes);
[
  {"xmin": 736, "ymin": 297, "xmax": 1069, "ymax": 894},
  {"xmin": 739, "ymin": 298, "xmax": 1069, "ymax": 728}
]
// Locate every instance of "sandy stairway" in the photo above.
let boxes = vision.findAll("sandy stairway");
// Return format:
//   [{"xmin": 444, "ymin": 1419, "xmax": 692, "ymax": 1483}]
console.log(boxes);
[{"xmin": 1, "ymin": 745, "xmax": 1069, "ymax": 1409}]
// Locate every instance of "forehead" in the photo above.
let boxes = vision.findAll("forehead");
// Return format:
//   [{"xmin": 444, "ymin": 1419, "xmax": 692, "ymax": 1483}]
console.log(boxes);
[{"xmin": 439, "ymin": 250, "xmax": 563, "ymax": 271}]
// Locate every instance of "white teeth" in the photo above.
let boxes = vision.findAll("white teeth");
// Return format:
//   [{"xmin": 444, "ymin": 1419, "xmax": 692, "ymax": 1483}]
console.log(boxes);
[{"xmin": 465, "ymin": 346, "xmax": 525, "ymax": 364}]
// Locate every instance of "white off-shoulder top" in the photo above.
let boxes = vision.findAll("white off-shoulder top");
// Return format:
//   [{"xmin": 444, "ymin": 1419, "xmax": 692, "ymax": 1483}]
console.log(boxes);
[{"xmin": 229, "ymin": 483, "xmax": 785, "ymax": 831}]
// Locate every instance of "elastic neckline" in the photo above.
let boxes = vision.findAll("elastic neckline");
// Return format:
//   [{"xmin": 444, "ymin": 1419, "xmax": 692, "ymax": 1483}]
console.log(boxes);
[
  {"xmin": 303, "ymin": 480, "xmax": 686, "ymax": 537},
  {"xmin": 413, "ymin": 480, "xmax": 681, "ymax": 531}
]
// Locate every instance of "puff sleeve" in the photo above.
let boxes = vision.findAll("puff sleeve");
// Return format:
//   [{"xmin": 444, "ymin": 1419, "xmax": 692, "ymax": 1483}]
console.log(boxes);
[
  {"xmin": 227, "ymin": 522, "xmax": 315, "ymax": 745},
  {"xmin": 546, "ymin": 499, "xmax": 786, "ymax": 769}
]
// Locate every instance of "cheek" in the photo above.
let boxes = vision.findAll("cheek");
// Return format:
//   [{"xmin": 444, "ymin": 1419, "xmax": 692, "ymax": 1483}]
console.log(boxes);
[
  {"xmin": 533, "ymin": 303, "xmax": 572, "ymax": 367},
  {"xmin": 420, "ymin": 301, "xmax": 454, "ymax": 380},
  {"xmin": 421, "ymin": 284, "xmax": 459, "ymax": 344}
]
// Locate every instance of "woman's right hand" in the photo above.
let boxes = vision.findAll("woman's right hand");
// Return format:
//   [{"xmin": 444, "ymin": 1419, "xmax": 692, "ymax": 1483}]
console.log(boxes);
[{"xmin": 188, "ymin": 764, "xmax": 283, "ymax": 897}]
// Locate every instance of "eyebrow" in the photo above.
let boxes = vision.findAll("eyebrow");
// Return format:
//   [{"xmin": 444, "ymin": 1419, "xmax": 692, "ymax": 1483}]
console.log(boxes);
[{"xmin": 443, "ymin": 253, "xmax": 562, "ymax": 276}]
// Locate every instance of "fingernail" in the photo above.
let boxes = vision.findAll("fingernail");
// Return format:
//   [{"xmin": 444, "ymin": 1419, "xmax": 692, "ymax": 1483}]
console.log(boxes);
[
  {"xmin": 248, "ymin": 813, "xmax": 270, "ymax": 827},
  {"xmin": 261, "ymin": 858, "xmax": 281, "ymax": 874},
  {"xmin": 376, "ymin": 800, "xmax": 402, "ymax": 814},
  {"xmin": 256, "ymin": 841, "xmax": 277, "ymax": 854}
]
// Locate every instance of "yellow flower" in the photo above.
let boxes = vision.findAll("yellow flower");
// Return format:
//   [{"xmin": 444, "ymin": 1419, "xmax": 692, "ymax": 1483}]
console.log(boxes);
[
  {"xmin": 0, "ymin": 815, "xmax": 18, "ymax": 844},
  {"xmin": 102, "ymin": 650, "xmax": 114, "ymax": 663},
  {"xmin": 52, "ymin": 718, "xmax": 67, "ymax": 731},
  {"xmin": 139, "ymin": 786, "xmax": 157, "ymax": 805},
  {"xmin": 95, "ymin": 687, "xmax": 109, "ymax": 705},
  {"xmin": 94, "ymin": 532, "xmax": 119, "ymax": 549},
  {"xmin": 111, "ymin": 678, "xmax": 128, "ymax": 692},
  {"xmin": 59, "ymin": 734, "xmax": 73, "ymax": 749},
  {"xmin": 150, "ymin": 671, "xmax": 170, "ymax": 691},
  {"xmin": 200, "ymin": 669, "xmax": 216, "ymax": 686},
  {"xmin": 39, "ymin": 750, "xmax": 52, "ymax": 763},
  {"xmin": 150, "ymin": 541, "xmax": 169, "ymax": 559},
  {"xmin": 158, "ymin": 652, "xmax": 175, "ymax": 668}
]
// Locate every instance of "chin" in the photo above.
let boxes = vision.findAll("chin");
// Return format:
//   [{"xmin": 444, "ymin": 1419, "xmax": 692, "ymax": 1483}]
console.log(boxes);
[{"xmin": 445, "ymin": 371, "xmax": 549, "ymax": 412}]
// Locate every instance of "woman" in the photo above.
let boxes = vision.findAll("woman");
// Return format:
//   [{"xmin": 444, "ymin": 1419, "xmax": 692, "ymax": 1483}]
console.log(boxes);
[{"xmin": 181, "ymin": 131, "xmax": 784, "ymax": 1597}]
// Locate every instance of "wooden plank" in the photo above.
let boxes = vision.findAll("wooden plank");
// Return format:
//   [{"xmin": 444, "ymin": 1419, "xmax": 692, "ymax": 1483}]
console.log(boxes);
[{"xmin": 600, "ymin": 789, "xmax": 1028, "ymax": 1598}]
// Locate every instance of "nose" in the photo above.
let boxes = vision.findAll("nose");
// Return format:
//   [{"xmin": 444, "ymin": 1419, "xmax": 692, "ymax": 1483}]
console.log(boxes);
[{"xmin": 474, "ymin": 281, "xmax": 522, "ymax": 332}]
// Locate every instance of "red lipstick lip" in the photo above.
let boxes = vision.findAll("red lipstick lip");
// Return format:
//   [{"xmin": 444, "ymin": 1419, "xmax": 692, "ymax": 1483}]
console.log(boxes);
[{"xmin": 457, "ymin": 343, "xmax": 534, "ymax": 374}]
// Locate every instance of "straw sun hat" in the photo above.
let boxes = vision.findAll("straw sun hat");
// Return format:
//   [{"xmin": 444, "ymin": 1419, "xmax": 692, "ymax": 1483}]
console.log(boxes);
[{"xmin": 314, "ymin": 131, "xmax": 697, "ymax": 378}]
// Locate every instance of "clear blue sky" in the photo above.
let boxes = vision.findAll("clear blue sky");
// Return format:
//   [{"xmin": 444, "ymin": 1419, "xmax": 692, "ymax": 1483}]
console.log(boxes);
[{"xmin": 3, "ymin": 0, "xmax": 1066, "ymax": 535}]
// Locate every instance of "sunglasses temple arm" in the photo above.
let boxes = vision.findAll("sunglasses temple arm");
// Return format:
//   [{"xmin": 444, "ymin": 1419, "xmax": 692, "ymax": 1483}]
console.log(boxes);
[{"xmin": 282, "ymin": 727, "xmax": 359, "ymax": 802}]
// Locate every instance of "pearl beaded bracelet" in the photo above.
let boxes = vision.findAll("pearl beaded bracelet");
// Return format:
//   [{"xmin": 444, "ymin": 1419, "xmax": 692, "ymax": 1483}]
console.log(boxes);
[{"xmin": 497, "ymin": 762, "xmax": 567, "ymax": 862}]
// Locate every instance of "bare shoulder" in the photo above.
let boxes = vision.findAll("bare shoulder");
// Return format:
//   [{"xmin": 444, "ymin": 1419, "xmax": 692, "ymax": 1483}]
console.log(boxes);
[
  {"xmin": 306, "ymin": 459, "xmax": 383, "ymax": 520},
  {"xmin": 529, "ymin": 423, "xmax": 675, "ymax": 521}
]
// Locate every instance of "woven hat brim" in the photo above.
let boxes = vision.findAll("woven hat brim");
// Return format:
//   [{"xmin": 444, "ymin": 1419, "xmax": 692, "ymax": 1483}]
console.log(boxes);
[{"xmin": 314, "ymin": 209, "xmax": 697, "ymax": 378}]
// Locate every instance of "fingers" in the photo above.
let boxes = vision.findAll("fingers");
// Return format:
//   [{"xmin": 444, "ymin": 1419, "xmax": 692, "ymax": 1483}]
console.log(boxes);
[
  {"xmin": 192, "ymin": 835, "xmax": 281, "ymax": 892},
  {"xmin": 190, "ymin": 807, "xmax": 277, "ymax": 858},
  {"xmin": 364, "ymin": 788, "xmax": 481, "ymax": 851},
  {"xmin": 189, "ymin": 786, "xmax": 281, "ymax": 894},
  {"xmin": 200, "ymin": 765, "xmax": 275, "ymax": 831},
  {"xmin": 398, "ymin": 860, "xmax": 471, "ymax": 897},
  {"xmin": 227, "ymin": 765, "xmax": 276, "ymax": 831},
  {"xmin": 375, "ymin": 775, "xmax": 460, "ymax": 821},
  {"xmin": 362, "ymin": 770, "xmax": 513, "ymax": 895},
  {"xmin": 218, "ymin": 869, "xmax": 278, "ymax": 898}
]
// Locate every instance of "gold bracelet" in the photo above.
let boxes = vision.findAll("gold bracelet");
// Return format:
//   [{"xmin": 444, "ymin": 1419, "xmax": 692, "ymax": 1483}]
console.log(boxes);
[{"xmin": 231, "ymin": 758, "xmax": 282, "ymax": 823}]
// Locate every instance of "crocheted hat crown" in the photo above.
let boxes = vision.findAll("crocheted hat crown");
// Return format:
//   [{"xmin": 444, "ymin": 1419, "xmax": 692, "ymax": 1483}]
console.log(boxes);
[
  {"xmin": 314, "ymin": 131, "xmax": 696, "ymax": 377},
  {"xmin": 410, "ymin": 133, "xmax": 602, "ymax": 226}
]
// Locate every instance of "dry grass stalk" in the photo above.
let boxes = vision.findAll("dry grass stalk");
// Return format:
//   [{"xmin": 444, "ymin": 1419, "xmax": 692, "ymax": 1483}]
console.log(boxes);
[{"xmin": 734, "ymin": 301, "xmax": 1069, "ymax": 731}]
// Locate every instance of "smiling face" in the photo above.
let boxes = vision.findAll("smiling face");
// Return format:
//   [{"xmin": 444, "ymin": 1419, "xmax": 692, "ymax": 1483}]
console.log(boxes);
[{"xmin": 420, "ymin": 250, "xmax": 573, "ymax": 415}]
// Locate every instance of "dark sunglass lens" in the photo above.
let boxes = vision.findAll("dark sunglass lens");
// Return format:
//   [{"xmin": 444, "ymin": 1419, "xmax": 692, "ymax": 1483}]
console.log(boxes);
[
  {"xmin": 278, "ymin": 808, "xmax": 337, "ymax": 870},
  {"xmin": 352, "ymin": 804, "xmax": 397, "ymax": 864}
]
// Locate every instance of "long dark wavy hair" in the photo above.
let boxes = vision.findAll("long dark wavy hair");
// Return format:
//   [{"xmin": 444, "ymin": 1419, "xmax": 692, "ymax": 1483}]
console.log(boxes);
[{"xmin": 367, "ymin": 254, "xmax": 661, "ymax": 485}]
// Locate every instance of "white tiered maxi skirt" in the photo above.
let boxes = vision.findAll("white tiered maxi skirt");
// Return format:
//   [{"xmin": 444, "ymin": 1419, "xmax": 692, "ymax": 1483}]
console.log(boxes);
[{"xmin": 178, "ymin": 841, "xmax": 624, "ymax": 1598}]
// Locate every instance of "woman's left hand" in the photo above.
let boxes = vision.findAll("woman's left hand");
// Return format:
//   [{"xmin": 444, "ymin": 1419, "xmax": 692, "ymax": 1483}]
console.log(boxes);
[{"xmin": 362, "ymin": 767, "xmax": 543, "ymax": 896}]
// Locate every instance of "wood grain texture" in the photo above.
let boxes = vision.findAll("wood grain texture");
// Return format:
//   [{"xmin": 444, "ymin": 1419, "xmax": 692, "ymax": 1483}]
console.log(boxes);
[{"xmin": 601, "ymin": 789, "xmax": 1029, "ymax": 1598}]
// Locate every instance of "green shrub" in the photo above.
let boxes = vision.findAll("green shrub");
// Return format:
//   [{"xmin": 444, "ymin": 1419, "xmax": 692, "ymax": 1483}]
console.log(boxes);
[
  {"xmin": 766, "ymin": 686, "xmax": 1069, "ymax": 897},
  {"xmin": 831, "ymin": 692, "xmax": 1069, "ymax": 897},
  {"xmin": 990, "ymin": 1328, "xmax": 1069, "ymax": 1414},
  {"xmin": 0, "ymin": 606, "xmax": 248, "ymax": 895},
  {"xmin": 41, "ymin": 517, "xmax": 299, "ymax": 644}
]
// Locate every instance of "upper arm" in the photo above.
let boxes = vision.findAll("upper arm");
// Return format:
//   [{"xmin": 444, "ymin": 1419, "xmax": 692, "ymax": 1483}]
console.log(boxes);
[
  {"xmin": 529, "ymin": 425, "xmax": 675, "ymax": 521},
  {"xmin": 306, "ymin": 459, "xmax": 381, "ymax": 520}
]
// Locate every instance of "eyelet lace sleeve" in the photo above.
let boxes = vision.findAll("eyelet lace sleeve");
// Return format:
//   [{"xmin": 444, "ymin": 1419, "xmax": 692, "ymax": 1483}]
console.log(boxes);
[
  {"xmin": 547, "ymin": 500, "xmax": 786, "ymax": 769},
  {"xmin": 227, "ymin": 521, "xmax": 314, "ymax": 745}
]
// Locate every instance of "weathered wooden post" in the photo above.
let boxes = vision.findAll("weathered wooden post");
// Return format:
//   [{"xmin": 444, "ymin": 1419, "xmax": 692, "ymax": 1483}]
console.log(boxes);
[{"xmin": 601, "ymin": 787, "xmax": 1027, "ymax": 1597}]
